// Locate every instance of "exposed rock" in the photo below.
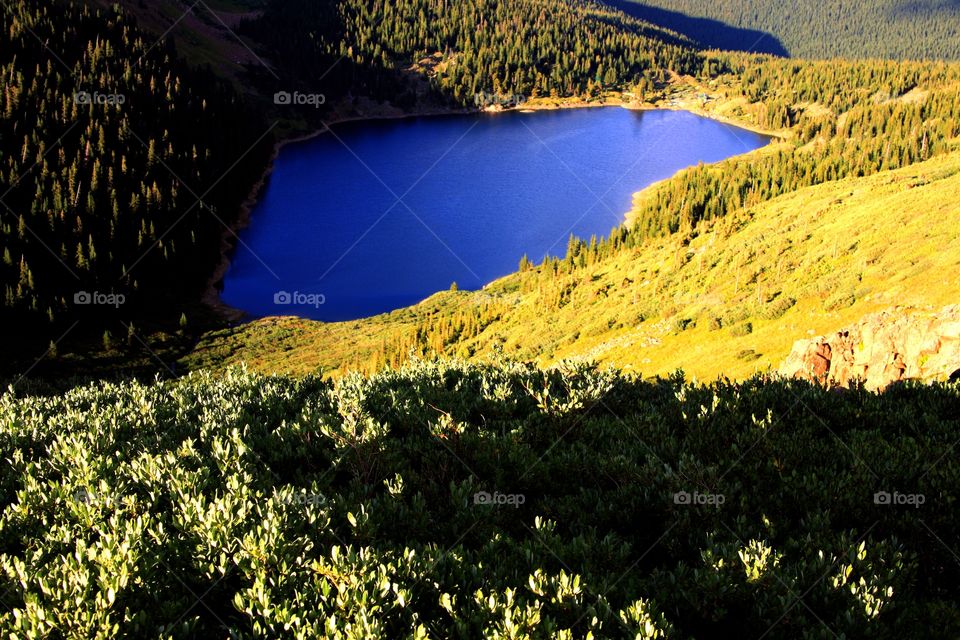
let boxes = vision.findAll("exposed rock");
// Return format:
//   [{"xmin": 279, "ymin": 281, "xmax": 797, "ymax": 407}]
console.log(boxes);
[{"xmin": 779, "ymin": 306, "xmax": 960, "ymax": 390}]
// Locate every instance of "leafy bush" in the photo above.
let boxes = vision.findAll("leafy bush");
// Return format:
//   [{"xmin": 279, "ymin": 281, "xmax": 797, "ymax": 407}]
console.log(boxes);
[
  {"xmin": 762, "ymin": 296, "xmax": 797, "ymax": 320},
  {"xmin": 1, "ymin": 360, "xmax": 958, "ymax": 638},
  {"xmin": 825, "ymin": 290, "xmax": 857, "ymax": 311},
  {"xmin": 723, "ymin": 307, "xmax": 751, "ymax": 326},
  {"xmin": 731, "ymin": 321, "xmax": 754, "ymax": 336}
]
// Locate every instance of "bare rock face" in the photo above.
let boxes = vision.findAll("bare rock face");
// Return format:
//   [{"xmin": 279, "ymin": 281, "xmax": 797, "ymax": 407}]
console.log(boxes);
[{"xmin": 779, "ymin": 306, "xmax": 960, "ymax": 390}]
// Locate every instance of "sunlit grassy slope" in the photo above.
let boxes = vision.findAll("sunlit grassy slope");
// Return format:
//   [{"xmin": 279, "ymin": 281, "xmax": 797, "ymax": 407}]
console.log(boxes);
[{"xmin": 184, "ymin": 149, "xmax": 960, "ymax": 378}]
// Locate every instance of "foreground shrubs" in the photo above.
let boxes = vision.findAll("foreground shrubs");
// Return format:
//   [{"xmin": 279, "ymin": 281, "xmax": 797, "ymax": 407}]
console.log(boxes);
[{"xmin": 1, "ymin": 360, "xmax": 958, "ymax": 638}]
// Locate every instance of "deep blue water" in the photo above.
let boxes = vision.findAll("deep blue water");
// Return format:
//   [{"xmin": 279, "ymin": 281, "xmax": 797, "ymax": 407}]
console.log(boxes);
[{"xmin": 221, "ymin": 107, "xmax": 768, "ymax": 321}]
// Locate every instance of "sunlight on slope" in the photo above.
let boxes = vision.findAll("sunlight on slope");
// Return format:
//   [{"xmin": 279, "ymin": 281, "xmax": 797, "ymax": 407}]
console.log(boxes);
[{"xmin": 184, "ymin": 150, "xmax": 960, "ymax": 380}]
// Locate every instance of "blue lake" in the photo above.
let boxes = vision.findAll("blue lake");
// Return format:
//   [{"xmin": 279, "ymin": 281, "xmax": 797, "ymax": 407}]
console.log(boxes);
[{"xmin": 221, "ymin": 107, "xmax": 768, "ymax": 321}]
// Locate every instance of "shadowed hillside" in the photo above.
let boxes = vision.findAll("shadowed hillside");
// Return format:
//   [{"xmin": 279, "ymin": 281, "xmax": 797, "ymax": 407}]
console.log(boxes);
[
  {"xmin": 618, "ymin": 0, "xmax": 960, "ymax": 60},
  {"xmin": 602, "ymin": 0, "xmax": 790, "ymax": 57}
]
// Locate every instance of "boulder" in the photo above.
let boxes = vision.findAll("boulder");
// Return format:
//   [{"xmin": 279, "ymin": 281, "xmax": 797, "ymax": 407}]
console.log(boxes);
[{"xmin": 778, "ymin": 306, "xmax": 960, "ymax": 390}]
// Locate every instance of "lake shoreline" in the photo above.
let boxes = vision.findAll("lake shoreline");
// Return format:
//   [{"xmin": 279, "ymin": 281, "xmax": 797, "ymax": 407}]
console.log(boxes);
[{"xmin": 203, "ymin": 93, "xmax": 781, "ymax": 323}]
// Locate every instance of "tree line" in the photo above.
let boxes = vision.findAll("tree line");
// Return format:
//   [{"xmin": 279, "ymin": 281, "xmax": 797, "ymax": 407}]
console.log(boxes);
[
  {"xmin": 243, "ymin": 0, "xmax": 703, "ymax": 108},
  {"xmin": 5, "ymin": 0, "xmax": 960, "ymax": 367}
]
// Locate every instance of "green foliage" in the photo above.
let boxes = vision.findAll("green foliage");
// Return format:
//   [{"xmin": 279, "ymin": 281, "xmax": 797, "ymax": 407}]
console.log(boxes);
[
  {"xmin": 1, "ymin": 360, "xmax": 959, "ymax": 637},
  {"xmin": 674, "ymin": 316, "xmax": 695, "ymax": 332},
  {"xmin": 761, "ymin": 296, "xmax": 796, "ymax": 320},
  {"xmin": 825, "ymin": 289, "xmax": 857, "ymax": 311},
  {"xmin": 245, "ymin": 0, "xmax": 702, "ymax": 107}
]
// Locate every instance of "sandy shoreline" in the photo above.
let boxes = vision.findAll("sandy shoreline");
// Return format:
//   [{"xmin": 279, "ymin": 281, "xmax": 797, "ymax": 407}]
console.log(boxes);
[{"xmin": 202, "ymin": 95, "xmax": 782, "ymax": 322}]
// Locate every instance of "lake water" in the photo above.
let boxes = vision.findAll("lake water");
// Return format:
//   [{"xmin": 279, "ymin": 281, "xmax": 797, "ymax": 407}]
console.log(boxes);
[{"xmin": 221, "ymin": 107, "xmax": 768, "ymax": 321}]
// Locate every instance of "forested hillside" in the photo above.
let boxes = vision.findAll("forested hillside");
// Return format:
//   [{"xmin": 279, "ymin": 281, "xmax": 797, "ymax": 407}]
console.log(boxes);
[
  {"xmin": 628, "ymin": 55, "xmax": 960, "ymax": 237},
  {"xmin": 243, "ymin": 0, "xmax": 702, "ymax": 108},
  {"xmin": 0, "ymin": 0, "xmax": 709, "ymax": 369},
  {"xmin": 3, "ymin": 362, "xmax": 960, "ymax": 637},
  {"xmin": 0, "ymin": 1, "xmax": 271, "ymax": 354},
  {"xmin": 615, "ymin": 0, "xmax": 960, "ymax": 60},
  {"xmin": 5, "ymin": 0, "xmax": 960, "ymax": 379}
]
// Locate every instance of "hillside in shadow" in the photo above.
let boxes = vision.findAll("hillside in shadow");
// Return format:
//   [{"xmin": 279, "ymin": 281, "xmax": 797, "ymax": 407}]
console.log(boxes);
[{"xmin": 603, "ymin": 0, "xmax": 790, "ymax": 56}]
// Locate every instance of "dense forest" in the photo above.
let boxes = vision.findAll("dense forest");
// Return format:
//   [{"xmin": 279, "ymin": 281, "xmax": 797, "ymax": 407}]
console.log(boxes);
[
  {"xmin": 620, "ymin": 0, "xmax": 960, "ymax": 60},
  {"xmin": 625, "ymin": 55, "xmax": 960, "ymax": 240},
  {"xmin": 243, "ymin": 0, "xmax": 703, "ymax": 107},
  {"xmin": 3, "ymin": 361, "xmax": 959, "ymax": 637},
  {"xmin": 0, "ymin": 1, "xmax": 271, "ymax": 352}
]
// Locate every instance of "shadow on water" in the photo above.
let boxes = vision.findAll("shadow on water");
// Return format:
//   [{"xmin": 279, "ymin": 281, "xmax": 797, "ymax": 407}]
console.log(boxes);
[{"xmin": 602, "ymin": 0, "xmax": 790, "ymax": 57}]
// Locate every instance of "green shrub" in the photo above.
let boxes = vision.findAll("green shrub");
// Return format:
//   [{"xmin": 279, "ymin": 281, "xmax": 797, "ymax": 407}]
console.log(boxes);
[
  {"xmin": 0, "ymin": 361, "xmax": 958, "ymax": 638},
  {"xmin": 762, "ymin": 296, "xmax": 796, "ymax": 320},
  {"xmin": 731, "ymin": 321, "xmax": 753, "ymax": 336},
  {"xmin": 825, "ymin": 289, "xmax": 856, "ymax": 311},
  {"xmin": 723, "ymin": 306, "xmax": 750, "ymax": 325}
]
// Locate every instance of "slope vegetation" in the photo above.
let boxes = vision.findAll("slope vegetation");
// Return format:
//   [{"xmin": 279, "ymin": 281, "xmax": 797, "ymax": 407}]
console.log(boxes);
[
  {"xmin": 245, "ymin": 0, "xmax": 701, "ymax": 107},
  {"xmin": 3, "ymin": 361, "xmax": 959, "ymax": 636}
]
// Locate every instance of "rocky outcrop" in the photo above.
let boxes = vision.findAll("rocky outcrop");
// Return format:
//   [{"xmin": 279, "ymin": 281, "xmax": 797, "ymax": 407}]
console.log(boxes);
[{"xmin": 779, "ymin": 306, "xmax": 960, "ymax": 390}]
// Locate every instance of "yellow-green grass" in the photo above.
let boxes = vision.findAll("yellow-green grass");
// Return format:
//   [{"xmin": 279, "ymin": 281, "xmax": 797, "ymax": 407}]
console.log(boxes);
[{"xmin": 183, "ymin": 149, "xmax": 960, "ymax": 379}]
